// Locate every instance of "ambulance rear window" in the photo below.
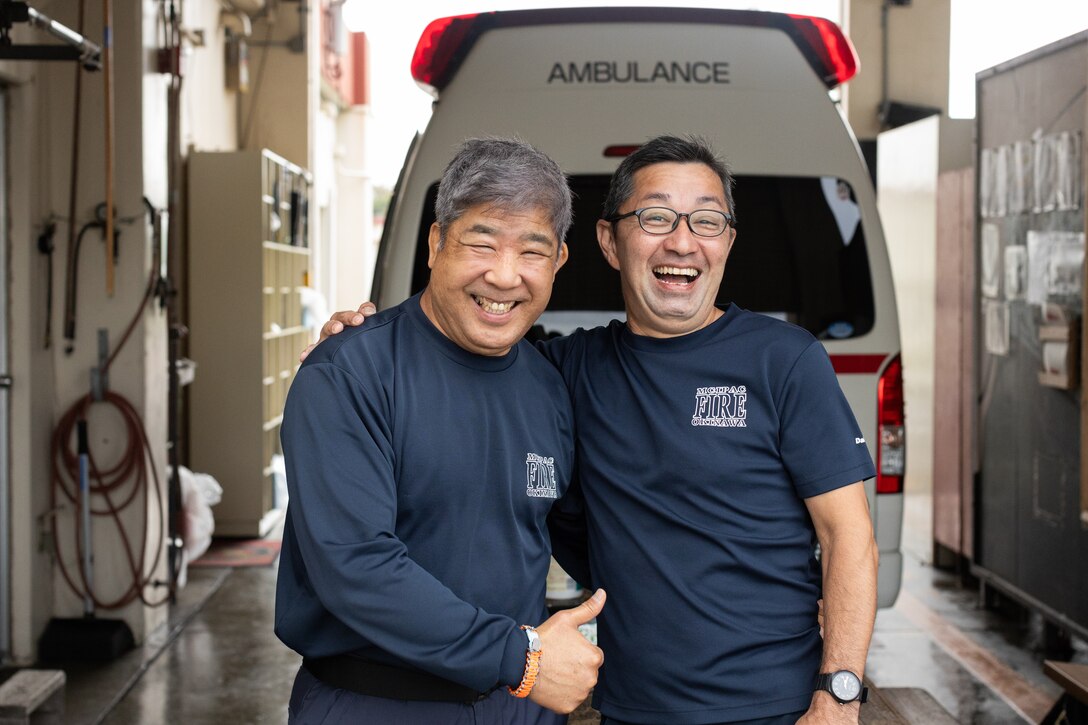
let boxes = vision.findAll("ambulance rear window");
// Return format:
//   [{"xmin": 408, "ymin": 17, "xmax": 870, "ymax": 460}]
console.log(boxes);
[{"xmin": 409, "ymin": 174, "xmax": 875, "ymax": 340}]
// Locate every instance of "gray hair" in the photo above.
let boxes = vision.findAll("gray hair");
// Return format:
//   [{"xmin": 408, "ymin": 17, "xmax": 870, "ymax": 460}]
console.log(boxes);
[
  {"xmin": 435, "ymin": 137, "xmax": 573, "ymax": 245},
  {"xmin": 602, "ymin": 135, "xmax": 736, "ymax": 223}
]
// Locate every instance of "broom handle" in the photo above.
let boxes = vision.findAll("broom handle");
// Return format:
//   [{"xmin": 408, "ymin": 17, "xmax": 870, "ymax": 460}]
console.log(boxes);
[
  {"xmin": 102, "ymin": 0, "xmax": 115, "ymax": 296},
  {"xmin": 78, "ymin": 420, "xmax": 94, "ymax": 616}
]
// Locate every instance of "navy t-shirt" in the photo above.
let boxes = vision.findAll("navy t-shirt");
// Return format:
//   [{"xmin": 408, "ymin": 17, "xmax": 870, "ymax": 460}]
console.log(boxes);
[
  {"xmin": 275, "ymin": 293, "xmax": 575, "ymax": 692},
  {"xmin": 542, "ymin": 305, "xmax": 875, "ymax": 724}
]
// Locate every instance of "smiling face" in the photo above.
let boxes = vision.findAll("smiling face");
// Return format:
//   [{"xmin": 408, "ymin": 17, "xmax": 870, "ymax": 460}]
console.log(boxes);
[
  {"xmin": 597, "ymin": 161, "xmax": 737, "ymax": 338},
  {"xmin": 420, "ymin": 203, "xmax": 569, "ymax": 356}
]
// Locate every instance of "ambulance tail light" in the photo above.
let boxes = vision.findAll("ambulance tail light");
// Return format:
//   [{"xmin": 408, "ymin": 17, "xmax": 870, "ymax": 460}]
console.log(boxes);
[
  {"xmin": 411, "ymin": 8, "xmax": 858, "ymax": 97},
  {"xmin": 876, "ymin": 355, "xmax": 905, "ymax": 494},
  {"xmin": 603, "ymin": 145, "xmax": 640, "ymax": 157},
  {"xmin": 411, "ymin": 13, "xmax": 489, "ymax": 96},
  {"xmin": 786, "ymin": 15, "xmax": 859, "ymax": 87}
]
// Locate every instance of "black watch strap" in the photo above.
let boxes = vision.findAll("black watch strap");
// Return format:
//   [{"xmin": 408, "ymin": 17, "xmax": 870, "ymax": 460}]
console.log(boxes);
[{"xmin": 815, "ymin": 672, "xmax": 869, "ymax": 704}]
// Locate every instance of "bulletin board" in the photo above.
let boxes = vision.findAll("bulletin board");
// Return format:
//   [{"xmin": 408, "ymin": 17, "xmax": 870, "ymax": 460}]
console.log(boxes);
[{"xmin": 972, "ymin": 30, "xmax": 1088, "ymax": 638}]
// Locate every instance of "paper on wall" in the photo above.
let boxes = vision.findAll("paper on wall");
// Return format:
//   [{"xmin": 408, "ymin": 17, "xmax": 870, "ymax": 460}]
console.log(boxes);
[
  {"xmin": 1055, "ymin": 130, "xmax": 1082, "ymax": 212},
  {"xmin": 1010, "ymin": 140, "xmax": 1033, "ymax": 214},
  {"xmin": 1026, "ymin": 230, "xmax": 1085, "ymax": 308},
  {"xmin": 992, "ymin": 145, "xmax": 1009, "ymax": 218},
  {"xmin": 981, "ymin": 223, "xmax": 1001, "ymax": 298},
  {"xmin": 1033, "ymin": 131, "xmax": 1056, "ymax": 213},
  {"xmin": 980, "ymin": 148, "xmax": 996, "ymax": 218},
  {"xmin": 1005, "ymin": 245, "xmax": 1026, "ymax": 300},
  {"xmin": 1033, "ymin": 131, "xmax": 1082, "ymax": 213},
  {"xmin": 984, "ymin": 299, "xmax": 1010, "ymax": 357}
]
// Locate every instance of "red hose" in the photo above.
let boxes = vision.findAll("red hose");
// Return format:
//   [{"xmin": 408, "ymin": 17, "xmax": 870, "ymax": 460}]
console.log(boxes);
[
  {"xmin": 50, "ymin": 218, "xmax": 169, "ymax": 610},
  {"xmin": 50, "ymin": 391, "xmax": 170, "ymax": 610}
]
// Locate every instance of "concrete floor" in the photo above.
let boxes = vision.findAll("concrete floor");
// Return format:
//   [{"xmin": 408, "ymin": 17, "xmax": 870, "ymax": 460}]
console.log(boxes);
[{"xmin": 45, "ymin": 493, "xmax": 1087, "ymax": 724}]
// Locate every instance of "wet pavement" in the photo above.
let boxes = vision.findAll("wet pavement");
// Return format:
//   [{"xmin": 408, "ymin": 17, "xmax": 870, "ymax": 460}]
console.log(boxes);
[{"xmin": 46, "ymin": 492, "xmax": 1088, "ymax": 723}]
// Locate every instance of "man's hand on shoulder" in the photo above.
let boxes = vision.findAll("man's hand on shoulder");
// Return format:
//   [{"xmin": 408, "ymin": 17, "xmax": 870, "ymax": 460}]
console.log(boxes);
[
  {"xmin": 299, "ymin": 302, "xmax": 377, "ymax": 362},
  {"xmin": 528, "ymin": 589, "xmax": 606, "ymax": 714}
]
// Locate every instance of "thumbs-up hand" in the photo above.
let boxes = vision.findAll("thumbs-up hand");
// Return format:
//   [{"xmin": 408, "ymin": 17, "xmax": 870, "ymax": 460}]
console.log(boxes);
[{"xmin": 529, "ymin": 589, "xmax": 606, "ymax": 714}]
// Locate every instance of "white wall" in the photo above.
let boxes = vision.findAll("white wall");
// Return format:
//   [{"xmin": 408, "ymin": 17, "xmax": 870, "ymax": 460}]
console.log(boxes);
[
  {"xmin": 843, "ymin": 0, "xmax": 952, "ymax": 140},
  {"xmin": 37, "ymin": 0, "xmax": 167, "ymax": 644},
  {"xmin": 0, "ymin": 0, "xmax": 243, "ymax": 663},
  {"xmin": 238, "ymin": 5, "xmax": 312, "ymax": 165},
  {"xmin": 877, "ymin": 115, "xmax": 972, "ymax": 555},
  {"xmin": 2, "ymin": 0, "xmax": 364, "ymax": 663},
  {"xmin": 181, "ymin": 4, "xmax": 240, "ymax": 153},
  {"xmin": 332, "ymin": 106, "xmax": 377, "ymax": 312},
  {"xmin": 1, "ymin": 47, "xmax": 55, "ymax": 664}
]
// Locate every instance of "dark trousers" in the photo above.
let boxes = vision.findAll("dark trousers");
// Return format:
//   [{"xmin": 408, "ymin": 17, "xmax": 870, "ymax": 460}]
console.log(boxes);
[
  {"xmin": 600, "ymin": 710, "xmax": 807, "ymax": 725},
  {"xmin": 288, "ymin": 665, "xmax": 568, "ymax": 725}
]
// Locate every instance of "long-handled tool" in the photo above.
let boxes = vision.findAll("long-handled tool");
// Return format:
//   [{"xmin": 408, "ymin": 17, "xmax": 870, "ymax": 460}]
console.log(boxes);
[
  {"xmin": 38, "ymin": 419, "xmax": 134, "ymax": 662},
  {"xmin": 77, "ymin": 420, "xmax": 94, "ymax": 617}
]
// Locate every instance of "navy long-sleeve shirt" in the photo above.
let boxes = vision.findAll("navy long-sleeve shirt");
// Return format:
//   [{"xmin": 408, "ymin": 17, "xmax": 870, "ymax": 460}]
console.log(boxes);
[{"xmin": 275, "ymin": 294, "xmax": 575, "ymax": 691}]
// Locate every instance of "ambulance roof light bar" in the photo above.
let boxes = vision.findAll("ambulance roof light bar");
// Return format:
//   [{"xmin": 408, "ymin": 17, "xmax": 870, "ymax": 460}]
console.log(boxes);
[{"xmin": 411, "ymin": 7, "xmax": 858, "ymax": 97}]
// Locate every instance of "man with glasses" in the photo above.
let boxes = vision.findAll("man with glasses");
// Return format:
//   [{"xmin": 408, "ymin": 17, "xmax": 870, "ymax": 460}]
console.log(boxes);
[{"xmin": 313, "ymin": 135, "xmax": 878, "ymax": 725}]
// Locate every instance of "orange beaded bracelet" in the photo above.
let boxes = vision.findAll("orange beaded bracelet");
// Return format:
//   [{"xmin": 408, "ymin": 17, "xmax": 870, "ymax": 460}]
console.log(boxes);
[{"xmin": 508, "ymin": 625, "xmax": 543, "ymax": 698}]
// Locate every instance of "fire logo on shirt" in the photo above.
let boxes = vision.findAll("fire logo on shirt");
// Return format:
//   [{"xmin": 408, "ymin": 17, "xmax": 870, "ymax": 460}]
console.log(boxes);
[
  {"xmin": 691, "ymin": 385, "xmax": 748, "ymax": 428},
  {"xmin": 526, "ymin": 453, "xmax": 558, "ymax": 498}
]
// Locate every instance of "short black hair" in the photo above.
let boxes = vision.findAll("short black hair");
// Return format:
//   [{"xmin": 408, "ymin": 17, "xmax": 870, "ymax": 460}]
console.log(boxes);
[{"xmin": 602, "ymin": 135, "xmax": 736, "ymax": 223}]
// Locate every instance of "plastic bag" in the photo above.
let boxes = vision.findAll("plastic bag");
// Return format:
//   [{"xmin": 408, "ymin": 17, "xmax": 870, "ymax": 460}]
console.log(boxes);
[{"xmin": 174, "ymin": 465, "xmax": 223, "ymax": 588}]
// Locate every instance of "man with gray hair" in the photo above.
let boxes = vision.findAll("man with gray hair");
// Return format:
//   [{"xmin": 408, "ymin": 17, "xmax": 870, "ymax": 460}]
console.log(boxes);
[
  {"xmin": 316, "ymin": 134, "xmax": 878, "ymax": 725},
  {"xmin": 275, "ymin": 137, "xmax": 605, "ymax": 724}
]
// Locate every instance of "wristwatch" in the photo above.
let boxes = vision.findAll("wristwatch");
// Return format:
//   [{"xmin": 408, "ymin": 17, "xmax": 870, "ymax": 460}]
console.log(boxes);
[{"xmin": 815, "ymin": 670, "xmax": 868, "ymax": 704}]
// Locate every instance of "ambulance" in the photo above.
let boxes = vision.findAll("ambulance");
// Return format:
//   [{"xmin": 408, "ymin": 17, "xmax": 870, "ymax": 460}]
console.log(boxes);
[{"xmin": 371, "ymin": 7, "xmax": 905, "ymax": 607}]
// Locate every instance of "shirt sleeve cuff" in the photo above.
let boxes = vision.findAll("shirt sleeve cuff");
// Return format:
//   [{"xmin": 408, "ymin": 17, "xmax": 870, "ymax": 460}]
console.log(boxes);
[
  {"xmin": 499, "ymin": 627, "xmax": 529, "ymax": 687},
  {"xmin": 795, "ymin": 461, "xmax": 876, "ymax": 499}
]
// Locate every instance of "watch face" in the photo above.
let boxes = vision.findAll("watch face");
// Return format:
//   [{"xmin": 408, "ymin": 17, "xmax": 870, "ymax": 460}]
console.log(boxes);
[{"xmin": 831, "ymin": 671, "xmax": 861, "ymax": 701}]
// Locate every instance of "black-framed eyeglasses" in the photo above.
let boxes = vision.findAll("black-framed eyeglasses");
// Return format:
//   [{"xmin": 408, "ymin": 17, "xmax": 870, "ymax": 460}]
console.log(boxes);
[{"xmin": 606, "ymin": 207, "xmax": 734, "ymax": 237}]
